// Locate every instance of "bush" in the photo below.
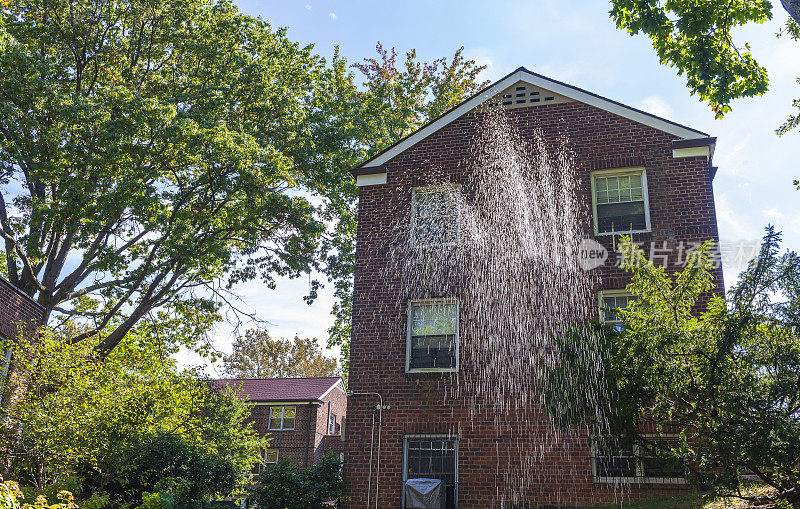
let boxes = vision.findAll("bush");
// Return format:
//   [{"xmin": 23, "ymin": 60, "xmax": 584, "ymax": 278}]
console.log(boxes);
[
  {"xmin": 546, "ymin": 229, "xmax": 800, "ymax": 506},
  {"xmin": 1, "ymin": 326, "xmax": 265, "ymax": 509},
  {"xmin": 115, "ymin": 435, "xmax": 238, "ymax": 508},
  {"xmin": 252, "ymin": 453, "xmax": 342, "ymax": 509}
]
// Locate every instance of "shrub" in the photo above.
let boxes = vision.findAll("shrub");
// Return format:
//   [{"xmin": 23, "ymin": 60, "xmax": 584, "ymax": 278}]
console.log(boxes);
[{"xmin": 252, "ymin": 453, "xmax": 342, "ymax": 509}]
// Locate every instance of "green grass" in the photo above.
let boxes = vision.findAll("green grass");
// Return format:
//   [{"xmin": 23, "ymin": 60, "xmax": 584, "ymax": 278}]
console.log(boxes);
[{"xmin": 597, "ymin": 485, "xmax": 778, "ymax": 509}]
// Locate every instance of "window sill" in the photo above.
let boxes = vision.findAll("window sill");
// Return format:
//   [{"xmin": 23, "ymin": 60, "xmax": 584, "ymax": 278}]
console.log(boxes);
[
  {"xmin": 405, "ymin": 368, "xmax": 458, "ymax": 374},
  {"xmin": 594, "ymin": 229, "xmax": 651, "ymax": 237},
  {"xmin": 411, "ymin": 242, "xmax": 460, "ymax": 249},
  {"xmin": 594, "ymin": 477, "xmax": 687, "ymax": 485},
  {"xmin": 267, "ymin": 428, "xmax": 295, "ymax": 432}
]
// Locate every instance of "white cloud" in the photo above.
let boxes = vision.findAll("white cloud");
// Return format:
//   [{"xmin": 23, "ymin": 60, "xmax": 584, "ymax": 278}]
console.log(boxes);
[
  {"xmin": 328, "ymin": 12, "xmax": 337, "ymax": 20},
  {"xmin": 304, "ymin": 4, "xmax": 312, "ymax": 11},
  {"xmin": 638, "ymin": 95, "xmax": 673, "ymax": 120},
  {"xmin": 716, "ymin": 192, "xmax": 758, "ymax": 240},
  {"xmin": 762, "ymin": 207, "xmax": 786, "ymax": 220}
]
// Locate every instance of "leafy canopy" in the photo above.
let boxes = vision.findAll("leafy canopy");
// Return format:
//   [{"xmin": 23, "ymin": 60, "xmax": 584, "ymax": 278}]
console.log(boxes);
[
  {"xmin": 546, "ymin": 228, "xmax": 800, "ymax": 505},
  {"xmin": 610, "ymin": 0, "xmax": 800, "ymax": 145},
  {"xmin": 222, "ymin": 330, "xmax": 339, "ymax": 378},
  {"xmin": 0, "ymin": 0, "xmax": 332, "ymax": 356}
]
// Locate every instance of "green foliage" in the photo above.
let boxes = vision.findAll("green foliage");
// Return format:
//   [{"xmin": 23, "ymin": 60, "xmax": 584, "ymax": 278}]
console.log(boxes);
[
  {"xmin": 252, "ymin": 453, "xmax": 342, "ymax": 509},
  {"xmin": 0, "ymin": 0, "xmax": 332, "ymax": 356},
  {"xmin": 610, "ymin": 0, "xmax": 772, "ymax": 118},
  {"xmin": 0, "ymin": 323, "xmax": 265, "ymax": 507},
  {"xmin": 610, "ymin": 0, "xmax": 800, "ymax": 144},
  {"xmin": 1, "ymin": 480, "xmax": 23, "ymax": 509},
  {"xmin": 547, "ymin": 227, "xmax": 800, "ymax": 505},
  {"xmin": 223, "ymin": 330, "xmax": 338, "ymax": 378},
  {"xmin": 134, "ymin": 493, "xmax": 174, "ymax": 509}
]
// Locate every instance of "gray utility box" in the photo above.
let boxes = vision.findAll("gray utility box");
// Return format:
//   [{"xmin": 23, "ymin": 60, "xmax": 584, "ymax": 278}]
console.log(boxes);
[{"xmin": 404, "ymin": 478, "xmax": 445, "ymax": 509}]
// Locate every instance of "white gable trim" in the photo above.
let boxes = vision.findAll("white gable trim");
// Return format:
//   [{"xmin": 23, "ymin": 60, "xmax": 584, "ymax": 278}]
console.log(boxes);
[
  {"xmin": 318, "ymin": 378, "xmax": 344, "ymax": 401},
  {"xmin": 358, "ymin": 69, "xmax": 708, "ymax": 169}
]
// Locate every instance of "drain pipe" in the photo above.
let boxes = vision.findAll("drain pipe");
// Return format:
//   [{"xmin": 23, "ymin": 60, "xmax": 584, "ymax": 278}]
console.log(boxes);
[{"xmin": 347, "ymin": 391, "xmax": 386, "ymax": 509}]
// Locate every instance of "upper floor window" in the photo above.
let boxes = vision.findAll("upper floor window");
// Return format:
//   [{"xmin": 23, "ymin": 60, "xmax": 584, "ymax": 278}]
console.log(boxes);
[
  {"xmin": 328, "ymin": 413, "xmax": 337, "ymax": 435},
  {"xmin": 599, "ymin": 290, "xmax": 636, "ymax": 331},
  {"xmin": 269, "ymin": 406, "xmax": 296, "ymax": 430},
  {"xmin": 591, "ymin": 168, "xmax": 650, "ymax": 235},
  {"xmin": 411, "ymin": 185, "xmax": 460, "ymax": 247},
  {"xmin": 407, "ymin": 299, "xmax": 458, "ymax": 372}
]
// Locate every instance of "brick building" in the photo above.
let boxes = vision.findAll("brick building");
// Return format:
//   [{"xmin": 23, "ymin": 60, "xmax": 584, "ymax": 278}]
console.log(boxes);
[
  {"xmin": 344, "ymin": 68, "xmax": 723, "ymax": 508},
  {"xmin": 212, "ymin": 377, "xmax": 347, "ymax": 469},
  {"xmin": 0, "ymin": 276, "xmax": 46, "ymax": 405}
]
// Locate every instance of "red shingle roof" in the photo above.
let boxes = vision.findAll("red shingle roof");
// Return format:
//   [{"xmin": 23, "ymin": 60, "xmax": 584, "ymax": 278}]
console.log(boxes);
[{"xmin": 209, "ymin": 377, "xmax": 342, "ymax": 402}]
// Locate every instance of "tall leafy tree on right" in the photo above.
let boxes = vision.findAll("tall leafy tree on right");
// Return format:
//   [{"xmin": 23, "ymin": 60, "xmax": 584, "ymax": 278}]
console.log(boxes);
[
  {"xmin": 546, "ymin": 228, "xmax": 800, "ymax": 506},
  {"xmin": 610, "ymin": 0, "xmax": 800, "ymax": 160}
]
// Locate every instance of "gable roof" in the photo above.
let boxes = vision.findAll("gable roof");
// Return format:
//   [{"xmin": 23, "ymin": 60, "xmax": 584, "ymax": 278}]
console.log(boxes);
[
  {"xmin": 354, "ymin": 67, "xmax": 709, "ymax": 171},
  {"xmin": 209, "ymin": 376, "xmax": 343, "ymax": 402}
]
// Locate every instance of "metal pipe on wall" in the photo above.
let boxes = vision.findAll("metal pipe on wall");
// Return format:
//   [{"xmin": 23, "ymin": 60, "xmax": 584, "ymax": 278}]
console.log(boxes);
[{"xmin": 347, "ymin": 391, "xmax": 385, "ymax": 509}]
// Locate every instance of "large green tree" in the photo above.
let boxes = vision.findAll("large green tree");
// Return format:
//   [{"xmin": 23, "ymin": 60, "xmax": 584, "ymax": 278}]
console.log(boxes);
[
  {"xmin": 546, "ymin": 230, "xmax": 800, "ymax": 505},
  {"xmin": 610, "ymin": 0, "xmax": 800, "ymax": 142},
  {"xmin": 222, "ymin": 330, "xmax": 338, "ymax": 378},
  {"xmin": 0, "ymin": 0, "xmax": 333, "ymax": 357}
]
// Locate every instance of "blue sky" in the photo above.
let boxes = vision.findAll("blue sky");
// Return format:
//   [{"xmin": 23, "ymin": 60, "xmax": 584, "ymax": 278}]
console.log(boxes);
[{"xmin": 188, "ymin": 0, "xmax": 800, "ymax": 372}]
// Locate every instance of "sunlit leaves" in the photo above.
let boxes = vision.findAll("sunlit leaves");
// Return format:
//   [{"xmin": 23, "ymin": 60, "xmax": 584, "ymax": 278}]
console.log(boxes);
[
  {"xmin": 548, "ymin": 228, "xmax": 800, "ymax": 502},
  {"xmin": 223, "ymin": 330, "xmax": 339, "ymax": 378},
  {"xmin": 0, "ymin": 0, "xmax": 331, "ymax": 355},
  {"xmin": 0, "ymin": 324, "xmax": 265, "ymax": 491},
  {"xmin": 610, "ymin": 0, "xmax": 772, "ymax": 118}
]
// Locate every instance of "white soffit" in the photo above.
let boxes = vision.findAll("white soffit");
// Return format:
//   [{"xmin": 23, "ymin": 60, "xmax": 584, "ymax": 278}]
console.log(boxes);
[
  {"xmin": 357, "ymin": 69, "xmax": 709, "ymax": 169},
  {"xmin": 673, "ymin": 146, "xmax": 711, "ymax": 159},
  {"xmin": 356, "ymin": 173, "xmax": 387, "ymax": 187}
]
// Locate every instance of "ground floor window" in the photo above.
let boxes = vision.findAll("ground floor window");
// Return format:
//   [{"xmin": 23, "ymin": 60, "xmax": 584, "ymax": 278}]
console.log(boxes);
[
  {"xmin": 264, "ymin": 449, "xmax": 279, "ymax": 464},
  {"xmin": 403, "ymin": 435, "xmax": 458, "ymax": 509},
  {"xmin": 592, "ymin": 436, "xmax": 685, "ymax": 483}
]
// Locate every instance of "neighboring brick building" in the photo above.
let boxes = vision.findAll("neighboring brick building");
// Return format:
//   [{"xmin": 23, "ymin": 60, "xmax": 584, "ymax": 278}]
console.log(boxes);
[
  {"xmin": 212, "ymin": 377, "xmax": 347, "ymax": 469},
  {"xmin": 344, "ymin": 68, "xmax": 724, "ymax": 508},
  {"xmin": 0, "ymin": 276, "xmax": 46, "ymax": 405}
]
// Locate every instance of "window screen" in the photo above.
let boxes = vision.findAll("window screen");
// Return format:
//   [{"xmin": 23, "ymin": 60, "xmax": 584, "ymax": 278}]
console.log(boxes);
[
  {"xmin": 408, "ymin": 301, "xmax": 457, "ymax": 371},
  {"xmin": 594, "ymin": 171, "xmax": 647, "ymax": 234}
]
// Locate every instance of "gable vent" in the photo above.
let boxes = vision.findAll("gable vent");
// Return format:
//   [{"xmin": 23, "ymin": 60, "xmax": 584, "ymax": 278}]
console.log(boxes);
[{"xmin": 482, "ymin": 81, "xmax": 573, "ymax": 111}]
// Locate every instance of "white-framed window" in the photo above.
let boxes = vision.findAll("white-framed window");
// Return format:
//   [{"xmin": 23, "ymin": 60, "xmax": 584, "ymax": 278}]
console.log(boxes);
[
  {"xmin": 591, "ymin": 168, "xmax": 651, "ymax": 235},
  {"xmin": 251, "ymin": 448, "xmax": 280, "ymax": 476},
  {"xmin": 264, "ymin": 449, "xmax": 279, "ymax": 464},
  {"xmin": 328, "ymin": 413, "xmax": 337, "ymax": 435},
  {"xmin": 599, "ymin": 290, "xmax": 636, "ymax": 331},
  {"xmin": 592, "ymin": 436, "xmax": 686, "ymax": 484},
  {"xmin": 406, "ymin": 299, "xmax": 458, "ymax": 373},
  {"xmin": 410, "ymin": 184, "xmax": 460, "ymax": 247},
  {"xmin": 403, "ymin": 435, "xmax": 458, "ymax": 509},
  {"xmin": 268, "ymin": 406, "xmax": 296, "ymax": 430}
]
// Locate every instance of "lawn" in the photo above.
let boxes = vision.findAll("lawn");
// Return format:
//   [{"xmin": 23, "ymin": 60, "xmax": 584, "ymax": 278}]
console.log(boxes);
[{"xmin": 599, "ymin": 485, "xmax": 782, "ymax": 509}]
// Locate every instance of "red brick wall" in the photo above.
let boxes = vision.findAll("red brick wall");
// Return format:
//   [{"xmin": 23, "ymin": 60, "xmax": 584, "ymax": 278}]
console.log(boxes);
[
  {"xmin": 314, "ymin": 384, "xmax": 348, "ymax": 463},
  {"xmin": 247, "ymin": 388, "xmax": 348, "ymax": 468},
  {"xmin": 249, "ymin": 403, "xmax": 319, "ymax": 467},
  {"xmin": 344, "ymin": 101, "xmax": 723, "ymax": 508},
  {"xmin": 0, "ymin": 277, "xmax": 44, "ymax": 343}
]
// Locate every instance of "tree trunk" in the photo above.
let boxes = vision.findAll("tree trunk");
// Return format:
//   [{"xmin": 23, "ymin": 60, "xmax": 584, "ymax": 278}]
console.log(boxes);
[{"xmin": 781, "ymin": 0, "xmax": 800, "ymax": 25}]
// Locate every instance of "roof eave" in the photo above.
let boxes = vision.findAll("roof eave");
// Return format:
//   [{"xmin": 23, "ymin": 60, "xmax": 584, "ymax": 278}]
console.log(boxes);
[{"xmin": 350, "ymin": 67, "xmax": 710, "ymax": 173}]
